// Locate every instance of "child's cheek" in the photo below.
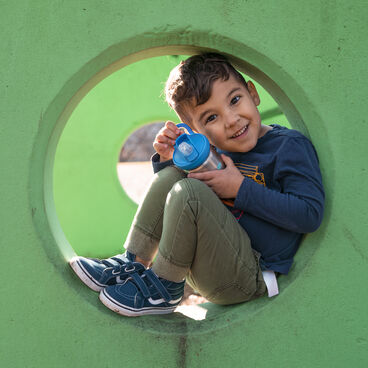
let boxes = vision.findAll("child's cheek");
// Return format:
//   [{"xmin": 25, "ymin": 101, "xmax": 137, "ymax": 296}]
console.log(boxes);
[{"xmin": 206, "ymin": 131, "xmax": 218, "ymax": 145}]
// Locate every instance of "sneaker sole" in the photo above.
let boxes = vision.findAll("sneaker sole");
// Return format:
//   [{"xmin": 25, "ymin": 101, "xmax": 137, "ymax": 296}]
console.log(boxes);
[
  {"xmin": 99, "ymin": 289, "xmax": 177, "ymax": 317},
  {"xmin": 69, "ymin": 257, "xmax": 105, "ymax": 292}
]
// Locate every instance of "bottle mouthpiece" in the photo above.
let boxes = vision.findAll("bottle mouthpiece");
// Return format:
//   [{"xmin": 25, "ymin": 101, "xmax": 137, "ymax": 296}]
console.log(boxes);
[{"xmin": 178, "ymin": 141, "xmax": 193, "ymax": 156}]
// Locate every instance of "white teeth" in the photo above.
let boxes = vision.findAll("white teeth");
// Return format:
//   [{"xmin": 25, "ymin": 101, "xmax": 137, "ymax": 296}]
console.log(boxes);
[{"xmin": 231, "ymin": 126, "xmax": 247, "ymax": 138}]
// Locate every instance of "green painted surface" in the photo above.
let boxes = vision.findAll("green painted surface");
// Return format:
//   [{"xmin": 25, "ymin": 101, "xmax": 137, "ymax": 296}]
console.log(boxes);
[{"xmin": 1, "ymin": 1, "xmax": 367, "ymax": 367}]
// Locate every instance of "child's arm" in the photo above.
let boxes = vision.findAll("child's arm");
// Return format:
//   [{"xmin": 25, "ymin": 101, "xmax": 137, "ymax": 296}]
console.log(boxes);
[{"xmin": 189, "ymin": 137, "xmax": 324, "ymax": 234}]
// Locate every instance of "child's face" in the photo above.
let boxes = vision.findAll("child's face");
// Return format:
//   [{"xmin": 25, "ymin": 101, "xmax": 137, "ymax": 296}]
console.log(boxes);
[{"xmin": 182, "ymin": 75, "xmax": 266, "ymax": 153}]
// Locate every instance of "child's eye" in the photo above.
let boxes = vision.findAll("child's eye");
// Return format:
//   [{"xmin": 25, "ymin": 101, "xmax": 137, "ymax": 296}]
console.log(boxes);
[
  {"xmin": 231, "ymin": 96, "xmax": 241, "ymax": 105},
  {"xmin": 206, "ymin": 114, "xmax": 217, "ymax": 124}
]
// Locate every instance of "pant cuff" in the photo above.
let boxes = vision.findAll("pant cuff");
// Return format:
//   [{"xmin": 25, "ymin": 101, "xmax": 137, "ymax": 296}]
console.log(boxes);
[
  {"xmin": 152, "ymin": 252, "xmax": 188, "ymax": 282},
  {"xmin": 124, "ymin": 226, "xmax": 158, "ymax": 262}
]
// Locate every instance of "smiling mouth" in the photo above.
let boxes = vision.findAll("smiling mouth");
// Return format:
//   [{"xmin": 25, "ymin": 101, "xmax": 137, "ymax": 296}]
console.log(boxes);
[{"xmin": 231, "ymin": 125, "xmax": 248, "ymax": 138}]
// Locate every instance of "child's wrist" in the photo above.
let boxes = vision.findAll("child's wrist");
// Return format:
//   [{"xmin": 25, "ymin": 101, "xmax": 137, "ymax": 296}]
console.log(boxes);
[
  {"xmin": 232, "ymin": 176, "xmax": 244, "ymax": 198},
  {"xmin": 159, "ymin": 155, "xmax": 172, "ymax": 162}
]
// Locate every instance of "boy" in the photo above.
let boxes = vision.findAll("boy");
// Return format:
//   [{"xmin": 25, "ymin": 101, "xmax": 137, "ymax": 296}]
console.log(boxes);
[{"xmin": 69, "ymin": 53, "xmax": 324, "ymax": 316}]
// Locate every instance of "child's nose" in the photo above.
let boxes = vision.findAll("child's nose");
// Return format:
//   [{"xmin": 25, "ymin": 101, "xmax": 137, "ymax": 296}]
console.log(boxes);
[{"xmin": 225, "ymin": 110, "xmax": 239, "ymax": 128}]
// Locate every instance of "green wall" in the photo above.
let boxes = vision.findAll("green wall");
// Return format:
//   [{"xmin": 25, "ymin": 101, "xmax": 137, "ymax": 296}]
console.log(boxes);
[{"xmin": 1, "ymin": 1, "xmax": 367, "ymax": 367}]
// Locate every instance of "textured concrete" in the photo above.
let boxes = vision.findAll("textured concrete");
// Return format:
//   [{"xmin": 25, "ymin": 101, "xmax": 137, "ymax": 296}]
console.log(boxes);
[{"xmin": 1, "ymin": 1, "xmax": 367, "ymax": 367}]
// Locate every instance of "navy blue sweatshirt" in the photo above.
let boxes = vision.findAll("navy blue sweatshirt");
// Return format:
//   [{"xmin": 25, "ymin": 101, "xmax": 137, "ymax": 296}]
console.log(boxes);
[{"xmin": 152, "ymin": 125, "xmax": 325, "ymax": 274}]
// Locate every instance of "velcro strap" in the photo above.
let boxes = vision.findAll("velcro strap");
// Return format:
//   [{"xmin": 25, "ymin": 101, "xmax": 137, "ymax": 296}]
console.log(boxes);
[
  {"xmin": 101, "ymin": 259, "xmax": 118, "ymax": 268},
  {"xmin": 110, "ymin": 256, "xmax": 128, "ymax": 265},
  {"xmin": 130, "ymin": 272, "xmax": 150, "ymax": 298},
  {"xmin": 101, "ymin": 257, "xmax": 126, "ymax": 268},
  {"xmin": 144, "ymin": 269, "xmax": 172, "ymax": 302}
]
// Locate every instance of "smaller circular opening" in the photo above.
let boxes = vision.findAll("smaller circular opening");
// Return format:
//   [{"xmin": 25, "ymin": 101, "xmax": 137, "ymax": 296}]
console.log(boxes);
[{"xmin": 117, "ymin": 122, "xmax": 164, "ymax": 205}]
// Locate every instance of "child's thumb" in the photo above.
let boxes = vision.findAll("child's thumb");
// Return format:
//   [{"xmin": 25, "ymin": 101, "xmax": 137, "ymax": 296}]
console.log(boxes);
[{"xmin": 221, "ymin": 154, "xmax": 234, "ymax": 166}]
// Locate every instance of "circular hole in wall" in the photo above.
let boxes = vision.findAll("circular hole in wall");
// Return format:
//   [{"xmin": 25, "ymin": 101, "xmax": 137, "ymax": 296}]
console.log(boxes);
[
  {"xmin": 47, "ymin": 44, "xmax": 324, "ymax": 331},
  {"xmin": 54, "ymin": 55, "xmax": 289, "ymax": 259},
  {"xmin": 53, "ymin": 54, "xmax": 291, "ymax": 321}
]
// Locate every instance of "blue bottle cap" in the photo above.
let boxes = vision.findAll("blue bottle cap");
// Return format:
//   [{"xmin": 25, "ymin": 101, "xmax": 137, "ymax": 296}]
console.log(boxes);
[{"xmin": 173, "ymin": 124, "xmax": 210, "ymax": 171}]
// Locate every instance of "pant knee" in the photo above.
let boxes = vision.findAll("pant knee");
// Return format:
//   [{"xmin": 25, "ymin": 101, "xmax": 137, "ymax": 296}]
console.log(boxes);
[
  {"xmin": 164, "ymin": 179, "xmax": 214, "ymax": 218},
  {"xmin": 185, "ymin": 177, "xmax": 209, "ymax": 194},
  {"xmin": 153, "ymin": 166, "xmax": 185, "ymax": 184},
  {"xmin": 147, "ymin": 167, "xmax": 186, "ymax": 198},
  {"xmin": 168, "ymin": 178, "xmax": 209, "ymax": 203}
]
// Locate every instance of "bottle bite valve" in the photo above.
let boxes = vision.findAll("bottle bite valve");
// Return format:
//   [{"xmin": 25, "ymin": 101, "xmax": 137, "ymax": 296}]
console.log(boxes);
[
  {"xmin": 173, "ymin": 123, "xmax": 225, "ymax": 173},
  {"xmin": 177, "ymin": 141, "xmax": 193, "ymax": 156}
]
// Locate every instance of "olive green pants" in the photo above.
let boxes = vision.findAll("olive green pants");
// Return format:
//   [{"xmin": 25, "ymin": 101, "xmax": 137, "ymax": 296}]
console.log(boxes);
[{"xmin": 125, "ymin": 166, "xmax": 266, "ymax": 305}]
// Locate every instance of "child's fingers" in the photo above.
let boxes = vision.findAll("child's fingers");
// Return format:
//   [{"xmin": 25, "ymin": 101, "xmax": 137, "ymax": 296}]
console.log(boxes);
[
  {"xmin": 165, "ymin": 120, "xmax": 181, "ymax": 134},
  {"xmin": 154, "ymin": 121, "xmax": 181, "ymax": 147},
  {"xmin": 165, "ymin": 120, "xmax": 179, "ymax": 131},
  {"xmin": 155, "ymin": 134, "xmax": 176, "ymax": 146},
  {"xmin": 155, "ymin": 124, "xmax": 181, "ymax": 142},
  {"xmin": 161, "ymin": 127, "xmax": 180, "ymax": 140},
  {"xmin": 153, "ymin": 141, "xmax": 167, "ymax": 151},
  {"xmin": 221, "ymin": 154, "xmax": 234, "ymax": 167},
  {"xmin": 153, "ymin": 141, "xmax": 169, "ymax": 149},
  {"xmin": 153, "ymin": 142, "xmax": 173, "ymax": 158}
]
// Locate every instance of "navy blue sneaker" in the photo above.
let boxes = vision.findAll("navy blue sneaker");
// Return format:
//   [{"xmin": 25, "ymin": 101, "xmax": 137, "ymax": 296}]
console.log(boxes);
[
  {"xmin": 99, "ymin": 268, "xmax": 185, "ymax": 316},
  {"xmin": 69, "ymin": 252, "xmax": 146, "ymax": 292}
]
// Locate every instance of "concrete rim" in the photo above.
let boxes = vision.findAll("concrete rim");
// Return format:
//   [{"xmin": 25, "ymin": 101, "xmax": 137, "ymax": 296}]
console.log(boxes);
[{"xmin": 29, "ymin": 29, "xmax": 331, "ymax": 335}]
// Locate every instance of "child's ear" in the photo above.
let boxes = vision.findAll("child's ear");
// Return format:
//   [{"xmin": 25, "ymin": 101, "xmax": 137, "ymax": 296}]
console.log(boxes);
[{"xmin": 246, "ymin": 81, "xmax": 260, "ymax": 106}]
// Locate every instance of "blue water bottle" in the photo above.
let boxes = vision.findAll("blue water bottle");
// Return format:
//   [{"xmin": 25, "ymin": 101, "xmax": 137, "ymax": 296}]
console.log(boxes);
[{"xmin": 173, "ymin": 123, "xmax": 225, "ymax": 173}]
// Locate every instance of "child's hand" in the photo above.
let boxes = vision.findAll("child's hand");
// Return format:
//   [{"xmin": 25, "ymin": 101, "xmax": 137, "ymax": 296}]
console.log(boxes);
[
  {"xmin": 153, "ymin": 121, "xmax": 183, "ymax": 162},
  {"xmin": 188, "ymin": 155, "xmax": 244, "ymax": 198}
]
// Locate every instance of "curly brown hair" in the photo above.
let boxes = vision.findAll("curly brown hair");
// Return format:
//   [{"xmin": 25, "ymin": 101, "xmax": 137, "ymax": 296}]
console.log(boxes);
[{"xmin": 165, "ymin": 53, "xmax": 247, "ymax": 121}]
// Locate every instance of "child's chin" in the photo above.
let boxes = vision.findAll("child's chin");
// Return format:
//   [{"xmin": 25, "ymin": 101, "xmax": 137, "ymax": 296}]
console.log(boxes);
[{"xmin": 234, "ymin": 140, "xmax": 257, "ymax": 153}]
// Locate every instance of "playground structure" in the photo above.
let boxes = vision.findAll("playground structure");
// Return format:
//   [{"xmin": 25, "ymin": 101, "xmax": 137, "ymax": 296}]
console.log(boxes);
[{"xmin": 1, "ymin": 1, "xmax": 367, "ymax": 367}]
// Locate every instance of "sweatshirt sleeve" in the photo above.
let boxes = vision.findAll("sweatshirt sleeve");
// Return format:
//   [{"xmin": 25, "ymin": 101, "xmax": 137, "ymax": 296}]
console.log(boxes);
[
  {"xmin": 151, "ymin": 152, "xmax": 174, "ymax": 174},
  {"xmin": 233, "ymin": 137, "xmax": 325, "ymax": 233}
]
